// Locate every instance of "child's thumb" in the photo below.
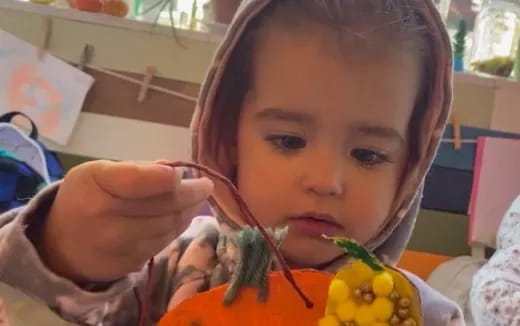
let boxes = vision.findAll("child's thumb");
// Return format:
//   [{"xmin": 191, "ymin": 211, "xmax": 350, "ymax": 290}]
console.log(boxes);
[
  {"xmin": 171, "ymin": 177, "xmax": 214, "ymax": 211},
  {"xmin": 88, "ymin": 160, "xmax": 181, "ymax": 199}
]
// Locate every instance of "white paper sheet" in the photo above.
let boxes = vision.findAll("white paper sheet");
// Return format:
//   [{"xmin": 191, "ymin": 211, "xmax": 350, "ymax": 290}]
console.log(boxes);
[{"xmin": 0, "ymin": 29, "xmax": 94, "ymax": 145}]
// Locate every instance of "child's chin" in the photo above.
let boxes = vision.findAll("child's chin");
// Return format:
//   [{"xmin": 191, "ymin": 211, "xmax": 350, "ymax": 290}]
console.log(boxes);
[{"xmin": 280, "ymin": 235, "xmax": 344, "ymax": 269}]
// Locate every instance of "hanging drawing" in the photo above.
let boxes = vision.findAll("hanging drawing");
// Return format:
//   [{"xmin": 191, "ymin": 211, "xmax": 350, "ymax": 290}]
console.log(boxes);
[{"xmin": 0, "ymin": 29, "xmax": 94, "ymax": 146}]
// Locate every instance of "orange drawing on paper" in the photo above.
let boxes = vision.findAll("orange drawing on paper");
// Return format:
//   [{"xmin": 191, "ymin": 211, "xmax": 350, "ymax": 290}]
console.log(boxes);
[{"xmin": 7, "ymin": 63, "xmax": 63, "ymax": 137}]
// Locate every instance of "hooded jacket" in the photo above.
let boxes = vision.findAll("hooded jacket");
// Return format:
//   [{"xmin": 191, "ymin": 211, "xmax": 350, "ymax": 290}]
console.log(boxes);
[
  {"xmin": 470, "ymin": 194, "xmax": 520, "ymax": 326},
  {"xmin": 0, "ymin": 0, "xmax": 463, "ymax": 325}
]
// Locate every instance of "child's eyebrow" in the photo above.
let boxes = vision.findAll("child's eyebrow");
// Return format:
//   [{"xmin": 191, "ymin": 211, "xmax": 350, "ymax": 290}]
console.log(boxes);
[
  {"xmin": 255, "ymin": 108, "xmax": 405, "ymax": 144},
  {"xmin": 254, "ymin": 108, "xmax": 314, "ymax": 125},
  {"xmin": 353, "ymin": 125, "xmax": 405, "ymax": 145}
]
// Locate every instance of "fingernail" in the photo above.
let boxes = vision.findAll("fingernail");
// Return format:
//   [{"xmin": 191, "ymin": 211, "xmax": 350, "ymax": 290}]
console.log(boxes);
[
  {"xmin": 200, "ymin": 177, "xmax": 214, "ymax": 191},
  {"xmin": 174, "ymin": 166, "xmax": 186, "ymax": 177},
  {"xmin": 157, "ymin": 164, "xmax": 174, "ymax": 173}
]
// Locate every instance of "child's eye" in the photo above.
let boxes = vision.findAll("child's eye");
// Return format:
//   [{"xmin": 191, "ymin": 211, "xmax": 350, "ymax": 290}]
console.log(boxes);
[
  {"xmin": 351, "ymin": 148, "xmax": 389, "ymax": 166},
  {"xmin": 266, "ymin": 135, "xmax": 307, "ymax": 152}
]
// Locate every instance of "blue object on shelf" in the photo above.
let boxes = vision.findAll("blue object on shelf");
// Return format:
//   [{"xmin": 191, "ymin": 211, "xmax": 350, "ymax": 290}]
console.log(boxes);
[
  {"xmin": 422, "ymin": 165, "xmax": 473, "ymax": 214},
  {"xmin": 453, "ymin": 56, "xmax": 464, "ymax": 72},
  {"xmin": 434, "ymin": 125, "xmax": 520, "ymax": 171}
]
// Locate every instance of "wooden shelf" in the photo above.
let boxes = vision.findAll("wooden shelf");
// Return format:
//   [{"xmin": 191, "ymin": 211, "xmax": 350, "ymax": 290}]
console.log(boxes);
[
  {"xmin": 455, "ymin": 71, "xmax": 520, "ymax": 88},
  {"xmin": 0, "ymin": 0, "xmax": 224, "ymax": 43}
]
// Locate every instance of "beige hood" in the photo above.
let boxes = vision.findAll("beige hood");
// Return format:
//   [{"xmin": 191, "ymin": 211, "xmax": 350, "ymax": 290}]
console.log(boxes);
[{"xmin": 191, "ymin": 0, "xmax": 453, "ymax": 266}]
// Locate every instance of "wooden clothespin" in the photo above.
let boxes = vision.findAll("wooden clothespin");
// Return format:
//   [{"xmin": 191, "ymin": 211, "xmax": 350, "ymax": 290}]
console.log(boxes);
[
  {"xmin": 37, "ymin": 17, "xmax": 52, "ymax": 60},
  {"xmin": 450, "ymin": 111, "xmax": 462, "ymax": 151},
  {"xmin": 137, "ymin": 66, "xmax": 157, "ymax": 103},
  {"xmin": 78, "ymin": 44, "xmax": 94, "ymax": 71}
]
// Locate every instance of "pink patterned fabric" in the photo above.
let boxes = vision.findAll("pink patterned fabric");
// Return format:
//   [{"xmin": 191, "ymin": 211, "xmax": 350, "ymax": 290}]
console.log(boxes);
[{"xmin": 471, "ymin": 195, "xmax": 520, "ymax": 326}]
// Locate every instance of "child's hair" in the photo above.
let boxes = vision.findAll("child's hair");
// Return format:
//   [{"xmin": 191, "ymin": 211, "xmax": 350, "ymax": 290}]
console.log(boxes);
[{"xmin": 210, "ymin": 0, "xmax": 434, "ymax": 175}]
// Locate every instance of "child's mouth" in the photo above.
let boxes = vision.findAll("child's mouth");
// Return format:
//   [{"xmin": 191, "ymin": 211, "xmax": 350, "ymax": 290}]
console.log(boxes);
[{"xmin": 287, "ymin": 213, "xmax": 344, "ymax": 237}]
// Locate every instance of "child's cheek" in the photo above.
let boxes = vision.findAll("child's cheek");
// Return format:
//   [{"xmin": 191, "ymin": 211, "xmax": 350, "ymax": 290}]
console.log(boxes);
[{"xmin": 339, "ymin": 176, "xmax": 399, "ymax": 244}]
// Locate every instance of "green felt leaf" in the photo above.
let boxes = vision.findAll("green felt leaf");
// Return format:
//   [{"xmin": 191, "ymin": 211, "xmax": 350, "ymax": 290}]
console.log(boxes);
[{"xmin": 323, "ymin": 236, "xmax": 384, "ymax": 272}]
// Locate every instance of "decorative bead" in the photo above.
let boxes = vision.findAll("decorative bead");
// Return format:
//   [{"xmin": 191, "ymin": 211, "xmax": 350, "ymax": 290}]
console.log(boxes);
[
  {"xmin": 362, "ymin": 292, "xmax": 375, "ymax": 303},
  {"xmin": 361, "ymin": 282, "xmax": 372, "ymax": 293},
  {"xmin": 389, "ymin": 290, "xmax": 400, "ymax": 301},
  {"xmin": 397, "ymin": 308, "xmax": 409, "ymax": 319},
  {"xmin": 398, "ymin": 297, "xmax": 411, "ymax": 308},
  {"xmin": 389, "ymin": 315, "xmax": 401, "ymax": 325},
  {"xmin": 402, "ymin": 318, "xmax": 417, "ymax": 326}
]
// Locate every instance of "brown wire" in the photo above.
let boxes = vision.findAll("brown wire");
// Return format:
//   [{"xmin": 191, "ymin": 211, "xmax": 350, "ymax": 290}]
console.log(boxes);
[
  {"xmin": 164, "ymin": 161, "xmax": 313, "ymax": 308},
  {"xmin": 138, "ymin": 161, "xmax": 314, "ymax": 326}
]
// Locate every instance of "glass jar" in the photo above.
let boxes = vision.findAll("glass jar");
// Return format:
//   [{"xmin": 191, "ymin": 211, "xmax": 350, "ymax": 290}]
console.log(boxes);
[
  {"xmin": 436, "ymin": 0, "xmax": 452, "ymax": 21},
  {"xmin": 470, "ymin": 0, "xmax": 520, "ymax": 64}
]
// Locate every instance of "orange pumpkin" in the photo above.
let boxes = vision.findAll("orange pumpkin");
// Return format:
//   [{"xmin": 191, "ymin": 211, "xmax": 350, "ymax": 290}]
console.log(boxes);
[
  {"xmin": 159, "ymin": 264, "xmax": 423, "ymax": 326},
  {"xmin": 72, "ymin": 0, "xmax": 102, "ymax": 12},
  {"xmin": 159, "ymin": 270, "xmax": 331, "ymax": 326},
  {"xmin": 101, "ymin": 0, "xmax": 128, "ymax": 17}
]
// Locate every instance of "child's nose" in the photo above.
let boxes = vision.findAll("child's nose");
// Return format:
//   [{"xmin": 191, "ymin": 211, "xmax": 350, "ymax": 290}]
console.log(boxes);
[{"xmin": 302, "ymin": 155, "xmax": 345, "ymax": 197}]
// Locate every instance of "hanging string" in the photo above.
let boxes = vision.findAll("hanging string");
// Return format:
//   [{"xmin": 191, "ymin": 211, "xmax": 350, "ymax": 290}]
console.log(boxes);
[
  {"xmin": 163, "ymin": 161, "xmax": 313, "ymax": 308},
  {"xmin": 138, "ymin": 161, "xmax": 313, "ymax": 326},
  {"xmin": 86, "ymin": 65, "xmax": 198, "ymax": 103}
]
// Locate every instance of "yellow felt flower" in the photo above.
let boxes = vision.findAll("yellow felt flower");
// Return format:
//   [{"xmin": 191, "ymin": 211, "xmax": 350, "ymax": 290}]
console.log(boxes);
[
  {"xmin": 371, "ymin": 297, "xmax": 394, "ymax": 321},
  {"xmin": 318, "ymin": 315, "xmax": 340, "ymax": 326},
  {"xmin": 372, "ymin": 271, "xmax": 394, "ymax": 297},
  {"xmin": 336, "ymin": 300, "xmax": 358, "ymax": 322},
  {"xmin": 328, "ymin": 279, "xmax": 350, "ymax": 303},
  {"xmin": 355, "ymin": 305, "xmax": 375, "ymax": 326}
]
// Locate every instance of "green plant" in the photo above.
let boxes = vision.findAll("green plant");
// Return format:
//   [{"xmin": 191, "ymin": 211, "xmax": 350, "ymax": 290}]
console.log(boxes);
[{"xmin": 454, "ymin": 20, "xmax": 467, "ymax": 58}]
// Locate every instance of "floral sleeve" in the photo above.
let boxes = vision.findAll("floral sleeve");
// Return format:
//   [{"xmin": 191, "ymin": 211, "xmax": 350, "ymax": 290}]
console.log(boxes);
[
  {"xmin": 470, "ymin": 195, "xmax": 520, "ymax": 326},
  {"xmin": 0, "ymin": 297, "xmax": 11, "ymax": 326}
]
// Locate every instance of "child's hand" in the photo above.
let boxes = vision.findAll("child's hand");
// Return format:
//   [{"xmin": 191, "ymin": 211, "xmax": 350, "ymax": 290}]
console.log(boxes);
[{"xmin": 36, "ymin": 160, "xmax": 213, "ymax": 283}]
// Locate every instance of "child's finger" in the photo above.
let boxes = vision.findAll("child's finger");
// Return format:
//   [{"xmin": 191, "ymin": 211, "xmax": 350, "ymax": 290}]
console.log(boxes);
[
  {"xmin": 88, "ymin": 161, "xmax": 181, "ymax": 199},
  {"xmin": 171, "ymin": 178, "xmax": 214, "ymax": 212},
  {"xmin": 114, "ymin": 202, "xmax": 205, "ymax": 240},
  {"xmin": 107, "ymin": 176, "xmax": 213, "ymax": 218}
]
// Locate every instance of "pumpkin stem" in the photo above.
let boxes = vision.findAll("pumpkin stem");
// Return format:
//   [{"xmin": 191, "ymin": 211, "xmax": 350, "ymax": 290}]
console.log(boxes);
[
  {"xmin": 223, "ymin": 226, "xmax": 286, "ymax": 305},
  {"xmin": 162, "ymin": 161, "xmax": 314, "ymax": 309}
]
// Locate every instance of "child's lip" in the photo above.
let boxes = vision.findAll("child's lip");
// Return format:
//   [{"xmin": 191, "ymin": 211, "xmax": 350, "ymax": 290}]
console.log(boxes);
[
  {"xmin": 288, "ymin": 211, "xmax": 342, "ymax": 226},
  {"xmin": 287, "ymin": 212, "xmax": 344, "ymax": 237}
]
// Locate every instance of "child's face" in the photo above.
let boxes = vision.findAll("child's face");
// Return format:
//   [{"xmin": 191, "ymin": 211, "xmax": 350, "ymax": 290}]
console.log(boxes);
[{"xmin": 235, "ymin": 24, "xmax": 421, "ymax": 267}]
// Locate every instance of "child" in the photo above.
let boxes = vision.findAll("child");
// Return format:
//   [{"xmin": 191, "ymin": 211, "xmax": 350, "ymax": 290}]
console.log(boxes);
[
  {"xmin": 470, "ymin": 194, "xmax": 520, "ymax": 326},
  {"xmin": 0, "ymin": 0, "xmax": 464, "ymax": 325}
]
